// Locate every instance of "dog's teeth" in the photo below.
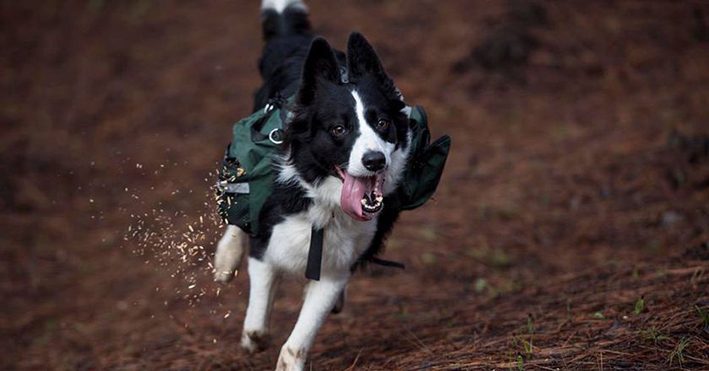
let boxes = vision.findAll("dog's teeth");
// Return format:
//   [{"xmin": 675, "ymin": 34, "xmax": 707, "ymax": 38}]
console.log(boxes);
[{"xmin": 360, "ymin": 193, "xmax": 384, "ymax": 214}]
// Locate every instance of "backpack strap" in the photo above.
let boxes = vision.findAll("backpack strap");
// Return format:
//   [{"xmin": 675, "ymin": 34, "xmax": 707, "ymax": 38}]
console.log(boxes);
[
  {"xmin": 305, "ymin": 227, "xmax": 324, "ymax": 281},
  {"xmin": 368, "ymin": 257, "xmax": 405, "ymax": 269}
]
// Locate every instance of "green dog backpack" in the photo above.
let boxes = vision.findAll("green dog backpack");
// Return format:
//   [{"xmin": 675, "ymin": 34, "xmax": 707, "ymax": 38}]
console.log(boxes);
[{"xmin": 217, "ymin": 99, "xmax": 451, "ymax": 236}]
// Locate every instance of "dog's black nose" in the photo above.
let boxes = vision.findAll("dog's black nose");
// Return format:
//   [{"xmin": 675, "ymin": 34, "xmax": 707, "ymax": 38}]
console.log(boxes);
[{"xmin": 362, "ymin": 151, "xmax": 386, "ymax": 172}]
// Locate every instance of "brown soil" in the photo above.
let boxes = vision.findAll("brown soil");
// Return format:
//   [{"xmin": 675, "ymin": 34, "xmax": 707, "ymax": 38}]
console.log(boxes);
[{"xmin": 2, "ymin": 0, "xmax": 708, "ymax": 370}]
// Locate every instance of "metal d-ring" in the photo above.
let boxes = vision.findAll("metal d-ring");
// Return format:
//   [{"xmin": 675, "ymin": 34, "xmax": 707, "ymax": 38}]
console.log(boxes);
[{"xmin": 268, "ymin": 128, "xmax": 284, "ymax": 144}]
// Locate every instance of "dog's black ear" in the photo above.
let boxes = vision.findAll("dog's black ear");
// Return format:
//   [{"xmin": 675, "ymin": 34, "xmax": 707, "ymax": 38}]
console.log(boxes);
[
  {"xmin": 297, "ymin": 37, "xmax": 340, "ymax": 105},
  {"xmin": 347, "ymin": 32, "xmax": 384, "ymax": 78},
  {"xmin": 347, "ymin": 32, "xmax": 401, "ymax": 100}
]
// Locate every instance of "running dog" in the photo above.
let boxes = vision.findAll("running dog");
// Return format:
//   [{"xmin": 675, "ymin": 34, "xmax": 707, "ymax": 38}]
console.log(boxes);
[{"xmin": 214, "ymin": 1, "xmax": 414, "ymax": 369}]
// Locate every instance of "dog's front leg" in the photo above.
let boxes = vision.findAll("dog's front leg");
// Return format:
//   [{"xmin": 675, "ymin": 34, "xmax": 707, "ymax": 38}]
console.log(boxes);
[
  {"xmin": 241, "ymin": 257, "xmax": 279, "ymax": 353},
  {"xmin": 276, "ymin": 275, "xmax": 348, "ymax": 371},
  {"xmin": 214, "ymin": 225, "xmax": 246, "ymax": 283}
]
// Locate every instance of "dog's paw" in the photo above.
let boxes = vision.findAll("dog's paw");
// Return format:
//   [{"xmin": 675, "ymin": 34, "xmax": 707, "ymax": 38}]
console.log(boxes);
[
  {"xmin": 213, "ymin": 226, "xmax": 244, "ymax": 283},
  {"xmin": 213, "ymin": 269, "xmax": 237, "ymax": 283},
  {"xmin": 275, "ymin": 346, "xmax": 306, "ymax": 371},
  {"xmin": 241, "ymin": 330, "xmax": 271, "ymax": 354}
]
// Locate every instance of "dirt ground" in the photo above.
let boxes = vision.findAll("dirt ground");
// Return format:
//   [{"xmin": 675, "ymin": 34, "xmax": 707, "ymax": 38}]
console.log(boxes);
[{"xmin": 2, "ymin": 0, "xmax": 709, "ymax": 370}]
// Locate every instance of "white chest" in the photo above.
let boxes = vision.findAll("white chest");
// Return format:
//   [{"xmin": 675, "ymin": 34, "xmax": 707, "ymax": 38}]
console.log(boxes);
[{"xmin": 264, "ymin": 207, "xmax": 377, "ymax": 276}]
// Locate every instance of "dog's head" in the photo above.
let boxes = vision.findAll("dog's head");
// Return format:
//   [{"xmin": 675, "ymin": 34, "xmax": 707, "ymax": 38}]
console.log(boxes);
[{"xmin": 283, "ymin": 32, "xmax": 410, "ymax": 221}]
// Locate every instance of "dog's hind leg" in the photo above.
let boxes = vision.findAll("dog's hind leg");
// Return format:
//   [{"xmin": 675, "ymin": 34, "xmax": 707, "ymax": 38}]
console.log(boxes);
[
  {"xmin": 213, "ymin": 225, "xmax": 246, "ymax": 283},
  {"xmin": 241, "ymin": 257, "xmax": 280, "ymax": 353},
  {"xmin": 276, "ymin": 274, "xmax": 348, "ymax": 371}
]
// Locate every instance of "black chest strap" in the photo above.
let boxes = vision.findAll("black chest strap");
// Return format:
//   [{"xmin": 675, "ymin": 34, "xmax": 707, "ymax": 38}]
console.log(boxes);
[
  {"xmin": 305, "ymin": 227, "xmax": 324, "ymax": 281},
  {"xmin": 304, "ymin": 226, "xmax": 406, "ymax": 281}
]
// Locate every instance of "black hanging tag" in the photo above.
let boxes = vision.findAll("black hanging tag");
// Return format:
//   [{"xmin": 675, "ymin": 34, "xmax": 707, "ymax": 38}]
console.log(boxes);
[
  {"xmin": 368, "ymin": 257, "xmax": 406, "ymax": 270},
  {"xmin": 305, "ymin": 227, "xmax": 324, "ymax": 281}
]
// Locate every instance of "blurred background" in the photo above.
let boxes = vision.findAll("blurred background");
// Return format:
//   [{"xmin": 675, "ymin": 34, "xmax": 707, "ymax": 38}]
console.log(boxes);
[{"xmin": 1, "ymin": 0, "xmax": 708, "ymax": 369}]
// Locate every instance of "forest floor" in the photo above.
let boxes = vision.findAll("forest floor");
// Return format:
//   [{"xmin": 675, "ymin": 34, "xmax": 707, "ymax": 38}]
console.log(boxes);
[{"xmin": 1, "ymin": 0, "xmax": 708, "ymax": 369}]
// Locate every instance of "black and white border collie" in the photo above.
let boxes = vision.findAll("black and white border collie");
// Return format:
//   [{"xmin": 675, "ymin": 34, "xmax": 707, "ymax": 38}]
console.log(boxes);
[{"xmin": 214, "ymin": 0, "xmax": 411, "ymax": 369}]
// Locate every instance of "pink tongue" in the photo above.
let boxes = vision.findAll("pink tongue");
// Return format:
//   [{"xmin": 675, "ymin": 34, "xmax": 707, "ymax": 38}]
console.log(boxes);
[{"xmin": 340, "ymin": 173, "xmax": 370, "ymax": 221}]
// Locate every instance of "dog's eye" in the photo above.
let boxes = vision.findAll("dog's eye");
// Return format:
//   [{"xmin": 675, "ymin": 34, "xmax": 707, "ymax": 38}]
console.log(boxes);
[
  {"xmin": 376, "ymin": 119, "xmax": 390, "ymax": 130},
  {"xmin": 331, "ymin": 125, "xmax": 346, "ymax": 136}
]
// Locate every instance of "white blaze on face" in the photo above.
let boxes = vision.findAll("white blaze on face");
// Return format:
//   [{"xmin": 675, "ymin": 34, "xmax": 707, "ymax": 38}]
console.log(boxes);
[{"xmin": 348, "ymin": 90, "xmax": 395, "ymax": 176}]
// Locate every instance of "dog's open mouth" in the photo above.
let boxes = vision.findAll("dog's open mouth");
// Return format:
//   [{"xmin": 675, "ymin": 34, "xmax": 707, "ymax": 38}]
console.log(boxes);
[{"xmin": 336, "ymin": 168, "xmax": 384, "ymax": 221}]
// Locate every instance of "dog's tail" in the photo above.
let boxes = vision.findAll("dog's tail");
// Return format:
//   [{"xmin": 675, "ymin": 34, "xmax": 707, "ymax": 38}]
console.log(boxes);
[{"xmin": 261, "ymin": 0, "xmax": 311, "ymax": 42}]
